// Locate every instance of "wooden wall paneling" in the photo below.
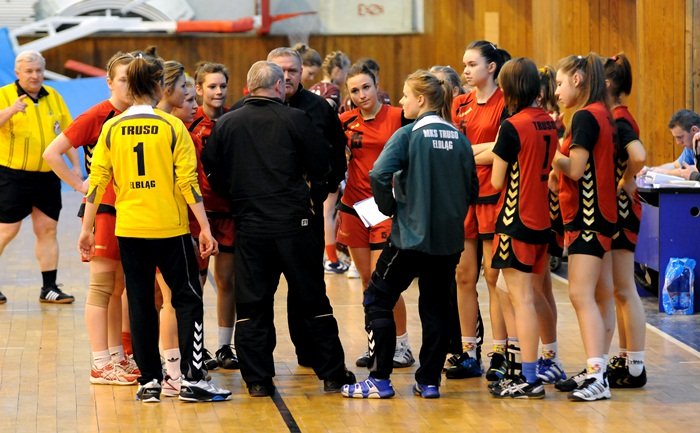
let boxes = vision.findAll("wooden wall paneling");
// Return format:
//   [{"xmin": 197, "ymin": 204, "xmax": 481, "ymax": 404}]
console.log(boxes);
[
  {"xmin": 687, "ymin": 0, "xmax": 700, "ymax": 110},
  {"xmin": 531, "ymin": 0, "xmax": 558, "ymax": 67},
  {"xmin": 636, "ymin": 0, "xmax": 687, "ymax": 166}
]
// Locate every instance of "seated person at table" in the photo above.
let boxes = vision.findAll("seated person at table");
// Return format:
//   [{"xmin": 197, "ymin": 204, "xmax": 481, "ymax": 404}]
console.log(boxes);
[{"xmin": 642, "ymin": 109, "xmax": 699, "ymax": 180}]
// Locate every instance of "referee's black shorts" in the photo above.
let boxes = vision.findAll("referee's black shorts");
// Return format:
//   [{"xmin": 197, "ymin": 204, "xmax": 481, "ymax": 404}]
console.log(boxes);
[{"xmin": 0, "ymin": 165, "xmax": 62, "ymax": 223}]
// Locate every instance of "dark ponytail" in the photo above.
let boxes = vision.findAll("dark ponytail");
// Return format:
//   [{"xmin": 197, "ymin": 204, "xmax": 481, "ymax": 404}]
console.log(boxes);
[{"xmin": 466, "ymin": 40, "xmax": 511, "ymax": 79}]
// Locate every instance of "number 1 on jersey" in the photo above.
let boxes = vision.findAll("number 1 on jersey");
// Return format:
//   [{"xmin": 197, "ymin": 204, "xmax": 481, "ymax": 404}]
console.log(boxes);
[{"xmin": 133, "ymin": 142, "xmax": 145, "ymax": 176}]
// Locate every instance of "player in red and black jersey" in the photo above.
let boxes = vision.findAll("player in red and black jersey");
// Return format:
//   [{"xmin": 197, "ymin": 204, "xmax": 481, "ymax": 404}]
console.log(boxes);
[
  {"xmin": 445, "ymin": 41, "xmax": 512, "ymax": 381},
  {"xmin": 309, "ymin": 50, "xmax": 352, "ymax": 274},
  {"xmin": 490, "ymin": 58, "xmax": 557, "ymax": 398},
  {"xmin": 552, "ymin": 53, "xmax": 617, "ymax": 401},
  {"xmin": 339, "ymin": 58, "xmax": 391, "ymax": 113},
  {"xmin": 43, "ymin": 51, "xmax": 139, "ymax": 384},
  {"xmin": 530, "ymin": 65, "xmax": 567, "ymax": 383},
  {"xmin": 190, "ymin": 62, "xmax": 238, "ymax": 370},
  {"xmin": 309, "ymin": 51, "xmax": 350, "ymax": 113},
  {"xmin": 338, "ymin": 62, "xmax": 415, "ymax": 368},
  {"xmin": 604, "ymin": 53, "xmax": 648, "ymax": 388}
]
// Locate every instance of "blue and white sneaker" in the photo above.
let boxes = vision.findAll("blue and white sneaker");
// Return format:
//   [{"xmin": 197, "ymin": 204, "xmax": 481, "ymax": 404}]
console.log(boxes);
[
  {"xmin": 445, "ymin": 353, "xmax": 483, "ymax": 379},
  {"xmin": 324, "ymin": 260, "xmax": 349, "ymax": 274},
  {"xmin": 341, "ymin": 377, "xmax": 395, "ymax": 399},
  {"xmin": 179, "ymin": 379, "xmax": 232, "ymax": 402},
  {"xmin": 536, "ymin": 357, "xmax": 567, "ymax": 384},
  {"xmin": 413, "ymin": 383, "xmax": 440, "ymax": 398}
]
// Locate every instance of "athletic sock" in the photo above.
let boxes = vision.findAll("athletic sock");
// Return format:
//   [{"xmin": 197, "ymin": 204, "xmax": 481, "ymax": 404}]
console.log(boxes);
[
  {"xmin": 325, "ymin": 244, "xmax": 339, "ymax": 263},
  {"xmin": 396, "ymin": 332, "xmax": 409, "ymax": 347},
  {"xmin": 493, "ymin": 339, "xmax": 507, "ymax": 355},
  {"xmin": 541, "ymin": 341, "xmax": 558, "ymax": 360},
  {"xmin": 109, "ymin": 345, "xmax": 125, "ymax": 362},
  {"xmin": 522, "ymin": 361, "xmax": 538, "ymax": 384},
  {"xmin": 93, "ymin": 350, "xmax": 111, "ymax": 369},
  {"xmin": 218, "ymin": 326, "xmax": 234, "ymax": 348},
  {"xmin": 586, "ymin": 357, "xmax": 605, "ymax": 381},
  {"xmin": 461, "ymin": 336, "xmax": 477, "ymax": 359},
  {"xmin": 627, "ymin": 351, "xmax": 645, "ymax": 376},
  {"xmin": 42, "ymin": 269, "xmax": 57, "ymax": 288},
  {"xmin": 121, "ymin": 331, "xmax": 133, "ymax": 355},
  {"xmin": 163, "ymin": 348, "xmax": 181, "ymax": 379}
]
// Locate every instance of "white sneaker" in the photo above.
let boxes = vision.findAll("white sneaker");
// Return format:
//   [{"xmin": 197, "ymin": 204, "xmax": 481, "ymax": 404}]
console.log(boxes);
[
  {"xmin": 346, "ymin": 262, "xmax": 360, "ymax": 279},
  {"xmin": 568, "ymin": 376, "xmax": 611, "ymax": 401},
  {"xmin": 393, "ymin": 342, "xmax": 415, "ymax": 368},
  {"xmin": 179, "ymin": 379, "xmax": 232, "ymax": 402}
]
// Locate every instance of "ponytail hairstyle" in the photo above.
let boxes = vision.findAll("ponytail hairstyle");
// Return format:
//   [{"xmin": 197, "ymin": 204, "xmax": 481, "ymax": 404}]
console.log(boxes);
[
  {"xmin": 293, "ymin": 43, "xmax": 322, "ymax": 69},
  {"xmin": 127, "ymin": 47, "xmax": 163, "ymax": 102},
  {"xmin": 538, "ymin": 64, "xmax": 559, "ymax": 113},
  {"xmin": 557, "ymin": 53, "xmax": 607, "ymax": 109},
  {"xmin": 557, "ymin": 52, "xmax": 607, "ymax": 133},
  {"xmin": 429, "ymin": 65, "xmax": 465, "ymax": 97},
  {"xmin": 405, "ymin": 69, "xmax": 452, "ymax": 120},
  {"xmin": 466, "ymin": 40, "xmax": 511, "ymax": 80},
  {"xmin": 347, "ymin": 62, "xmax": 377, "ymax": 85},
  {"xmin": 321, "ymin": 51, "xmax": 351, "ymax": 80},
  {"xmin": 498, "ymin": 58, "xmax": 540, "ymax": 115},
  {"xmin": 604, "ymin": 52, "xmax": 632, "ymax": 102},
  {"xmin": 162, "ymin": 60, "xmax": 185, "ymax": 94},
  {"xmin": 105, "ymin": 51, "xmax": 135, "ymax": 80}
]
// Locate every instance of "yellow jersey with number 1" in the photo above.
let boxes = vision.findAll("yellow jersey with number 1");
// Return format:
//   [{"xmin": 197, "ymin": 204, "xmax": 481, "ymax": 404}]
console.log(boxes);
[{"xmin": 87, "ymin": 105, "xmax": 202, "ymax": 239}]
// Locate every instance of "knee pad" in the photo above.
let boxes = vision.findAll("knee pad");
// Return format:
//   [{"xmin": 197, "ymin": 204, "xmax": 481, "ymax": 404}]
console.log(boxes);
[{"xmin": 86, "ymin": 271, "xmax": 116, "ymax": 307}]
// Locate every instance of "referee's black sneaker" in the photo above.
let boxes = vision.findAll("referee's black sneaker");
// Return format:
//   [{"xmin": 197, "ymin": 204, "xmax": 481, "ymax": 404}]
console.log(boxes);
[
  {"xmin": 39, "ymin": 284, "xmax": 75, "ymax": 304},
  {"xmin": 0, "ymin": 290, "xmax": 6, "ymax": 304}
]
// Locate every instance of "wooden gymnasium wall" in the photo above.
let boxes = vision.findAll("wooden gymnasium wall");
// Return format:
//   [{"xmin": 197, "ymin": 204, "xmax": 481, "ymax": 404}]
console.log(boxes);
[{"xmin": 36, "ymin": 0, "xmax": 691, "ymax": 165}]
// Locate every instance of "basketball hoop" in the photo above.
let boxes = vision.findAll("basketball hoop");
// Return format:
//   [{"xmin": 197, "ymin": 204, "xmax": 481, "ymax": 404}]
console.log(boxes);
[{"xmin": 276, "ymin": 11, "xmax": 319, "ymax": 46}]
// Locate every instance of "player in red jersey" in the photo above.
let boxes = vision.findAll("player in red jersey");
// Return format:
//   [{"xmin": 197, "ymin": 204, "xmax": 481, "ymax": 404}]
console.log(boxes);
[
  {"xmin": 338, "ymin": 62, "xmax": 414, "ymax": 368},
  {"xmin": 552, "ymin": 53, "xmax": 617, "ymax": 402},
  {"xmin": 604, "ymin": 53, "xmax": 648, "ymax": 388},
  {"xmin": 339, "ymin": 58, "xmax": 391, "ymax": 113},
  {"xmin": 309, "ymin": 51, "xmax": 350, "ymax": 113},
  {"xmin": 489, "ymin": 58, "xmax": 557, "ymax": 399},
  {"xmin": 531, "ymin": 65, "xmax": 567, "ymax": 384},
  {"xmin": 190, "ymin": 62, "xmax": 238, "ymax": 371},
  {"xmin": 43, "ymin": 51, "xmax": 139, "ymax": 385},
  {"xmin": 294, "ymin": 43, "xmax": 322, "ymax": 88},
  {"xmin": 309, "ymin": 50, "xmax": 352, "ymax": 274},
  {"xmin": 446, "ymin": 41, "xmax": 512, "ymax": 381}
]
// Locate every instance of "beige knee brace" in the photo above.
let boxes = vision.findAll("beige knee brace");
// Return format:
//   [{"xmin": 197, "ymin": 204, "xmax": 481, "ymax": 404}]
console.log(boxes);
[{"xmin": 86, "ymin": 271, "xmax": 116, "ymax": 307}]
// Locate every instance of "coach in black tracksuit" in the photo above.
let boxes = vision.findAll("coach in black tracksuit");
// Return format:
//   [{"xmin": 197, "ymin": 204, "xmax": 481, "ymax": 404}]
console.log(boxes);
[
  {"xmin": 202, "ymin": 61, "xmax": 354, "ymax": 396},
  {"xmin": 267, "ymin": 47, "xmax": 348, "ymax": 367}
]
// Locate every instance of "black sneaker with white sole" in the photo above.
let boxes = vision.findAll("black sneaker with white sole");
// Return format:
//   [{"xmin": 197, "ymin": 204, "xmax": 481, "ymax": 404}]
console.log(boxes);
[
  {"xmin": 179, "ymin": 379, "xmax": 232, "ymax": 402},
  {"xmin": 136, "ymin": 379, "xmax": 162, "ymax": 402},
  {"xmin": 203, "ymin": 348, "xmax": 219, "ymax": 370},
  {"xmin": 216, "ymin": 344, "xmax": 239, "ymax": 369},
  {"xmin": 555, "ymin": 368, "xmax": 587, "ymax": 392},
  {"xmin": 493, "ymin": 376, "xmax": 545, "ymax": 399},
  {"xmin": 39, "ymin": 284, "xmax": 75, "ymax": 304},
  {"xmin": 0, "ymin": 291, "xmax": 6, "ymax": 304}
]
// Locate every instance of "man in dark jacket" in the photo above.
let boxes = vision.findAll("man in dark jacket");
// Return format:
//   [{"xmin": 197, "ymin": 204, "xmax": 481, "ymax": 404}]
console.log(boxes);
[
  {"xmin": 202, "ymin": 61, "xmax": 354, "ymax": 397},
  {"xmin": 266, "ymin": 47, "xmax": 349, "ymax": 366}
]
